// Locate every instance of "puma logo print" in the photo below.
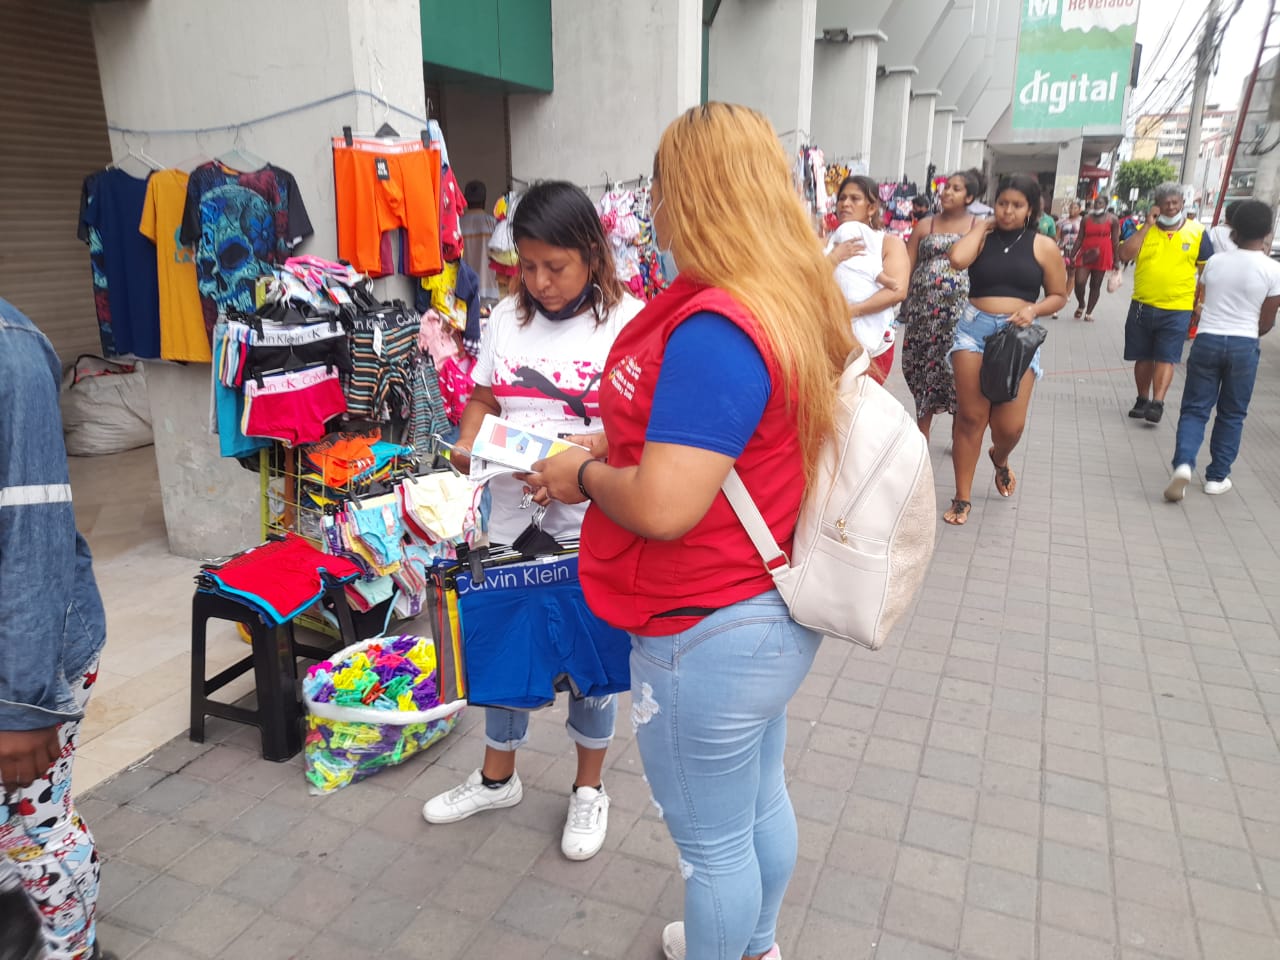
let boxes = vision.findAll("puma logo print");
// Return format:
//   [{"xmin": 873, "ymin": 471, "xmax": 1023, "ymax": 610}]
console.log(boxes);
[{"xmin": 511, "ymin": 366, "xmax": 603, "ymax": 425}]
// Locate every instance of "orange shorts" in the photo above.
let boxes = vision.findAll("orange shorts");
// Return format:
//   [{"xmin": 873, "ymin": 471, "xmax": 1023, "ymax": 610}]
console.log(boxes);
[{"xmin": 332, "ymin": 137, "xmax": 442, "ymax": 277}]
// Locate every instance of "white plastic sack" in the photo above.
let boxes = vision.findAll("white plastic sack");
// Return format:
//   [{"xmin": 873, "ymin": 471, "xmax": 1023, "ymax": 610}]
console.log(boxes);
[{"xmin": 60, "ymin": 355, "xmax": 153, "ymax": 456}]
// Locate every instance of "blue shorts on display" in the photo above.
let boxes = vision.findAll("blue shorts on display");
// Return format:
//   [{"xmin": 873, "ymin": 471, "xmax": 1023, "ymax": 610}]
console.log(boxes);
[{"xmin": 456, "ymin": 555, "xmax": 630, "ymax": 709}]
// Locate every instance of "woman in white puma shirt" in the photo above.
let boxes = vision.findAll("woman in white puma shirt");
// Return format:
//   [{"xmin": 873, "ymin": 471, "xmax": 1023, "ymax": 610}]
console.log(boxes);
[{"xmin": 422, "ymin": 180, "xmax": 643, "ymax": 861}]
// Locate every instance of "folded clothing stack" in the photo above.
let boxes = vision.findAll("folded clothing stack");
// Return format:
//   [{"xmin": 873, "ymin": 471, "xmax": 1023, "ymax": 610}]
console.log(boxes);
[{"xmin": 197, "ymin": 533, "xmax": 362, "ymax": 625}]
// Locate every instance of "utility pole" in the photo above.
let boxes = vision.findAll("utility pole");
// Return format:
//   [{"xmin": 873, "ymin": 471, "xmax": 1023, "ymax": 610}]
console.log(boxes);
[
  {"xmin": 1183, "ymin": 0, "xmax": 1221, "ymax": 186},
  {"xmin": 1212, "ymin": 0, "xmax": 1277, "ymax": 225}
]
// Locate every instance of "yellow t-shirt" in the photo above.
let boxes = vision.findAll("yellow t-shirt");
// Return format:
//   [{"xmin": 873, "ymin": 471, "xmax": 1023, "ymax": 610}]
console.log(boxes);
[
  {"xmin": 139, "ymin": 170, "xmax": 212, "ymax": 362},
  {"xmin": 1131, "ymin": 218, "xmax": 1210, "ymax": 311}
]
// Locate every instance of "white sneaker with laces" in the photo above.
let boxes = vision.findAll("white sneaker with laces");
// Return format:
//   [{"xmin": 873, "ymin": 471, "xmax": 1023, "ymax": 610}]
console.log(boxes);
[
  {"xmin": 561, "ymin": 785, "xmax": 609, "ymax": 860},
  {"xmin": 422, "ymin": 768, "xmax": 522, "ymax": 824},
  {"xmin": 1164, "ymin": 464, "xmax": 1193, "ymax": 502},
  {"xmin": 1204, "ymin": 478, "xmax": 1233, "ymax": 495}
]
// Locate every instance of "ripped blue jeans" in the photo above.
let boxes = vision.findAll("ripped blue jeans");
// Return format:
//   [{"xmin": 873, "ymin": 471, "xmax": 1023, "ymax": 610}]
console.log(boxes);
[
  {"xmin": 630, "ymin": 591, "xmax": 821, "ymax": 959},
  {"xmin": 483, "ymin": 696, "xmax": 617, "ymax": 752}
]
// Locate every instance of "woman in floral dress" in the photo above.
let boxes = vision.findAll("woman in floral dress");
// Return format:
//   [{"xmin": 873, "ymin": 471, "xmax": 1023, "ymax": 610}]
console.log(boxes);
[{"xmin": 901, "ymin": 169, "xmax": 982, "ymax": 439}]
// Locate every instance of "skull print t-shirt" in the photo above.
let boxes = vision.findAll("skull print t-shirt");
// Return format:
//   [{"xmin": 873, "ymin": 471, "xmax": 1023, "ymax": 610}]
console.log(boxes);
[
  {"xmin": 179, "ymin": 162, "xmax": 313, "ymax": 336},
  {"xmin": 472, "ymin": 292, "xmax": 644, "ymax": 543}
]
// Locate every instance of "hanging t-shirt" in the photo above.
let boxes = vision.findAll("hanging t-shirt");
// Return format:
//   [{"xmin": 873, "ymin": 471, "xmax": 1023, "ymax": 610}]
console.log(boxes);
[
  {"xmin": 78, "ymin": 170, "xmax": 116, "ymax": 356},
  {"xmin": 439, "ymin": 166, "xmax": 467, "ymax": 262},
  {"xmin": 139, "ymin": 169, "xmax": 211, "ymax": 363},
  {"xmin": 78, "ymin": 168, "xmax": 161, "ymax": 358},
  {"xmin": 472, "ymin": 293, "xmax": 645, "ymax": 543},
  {"xmin": 179, "ymin": 162, "xmax": 313, "ymax": 334},
  {"xmin": 460, "ymin": 209, "xmax": 499, "ymax": 300}
]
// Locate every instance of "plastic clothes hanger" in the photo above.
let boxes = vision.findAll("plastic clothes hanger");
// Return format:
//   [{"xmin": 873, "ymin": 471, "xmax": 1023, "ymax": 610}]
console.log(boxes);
[{"xmin": 217, "ymin": 127, "xmax": 268, "ymax": 172}]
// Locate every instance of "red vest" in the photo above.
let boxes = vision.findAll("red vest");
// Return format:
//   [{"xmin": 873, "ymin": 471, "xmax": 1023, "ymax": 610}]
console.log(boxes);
[{"xmin": 580, "ymin": 276, "xmax": 805, "ymax": 636}]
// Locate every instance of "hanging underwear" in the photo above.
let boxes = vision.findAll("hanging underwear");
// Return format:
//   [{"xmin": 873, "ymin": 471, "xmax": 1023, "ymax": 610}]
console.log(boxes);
[
  {"xmin": 455, "ymin": 554, "xmax": 630, "ymax": 709},
  {"xmin": 241, "ymin": 365, "xmax": 347, "ymax": 447}
]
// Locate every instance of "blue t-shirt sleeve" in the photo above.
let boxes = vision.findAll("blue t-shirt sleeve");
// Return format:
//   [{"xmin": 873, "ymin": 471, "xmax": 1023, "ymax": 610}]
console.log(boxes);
[
  {"xmin": 1199, "ymin": 232, "xmax": 1214, "ymax": 262},
  {"xmin": 646, "ymin": 311, "xmax": 771, "ymax": 458}
]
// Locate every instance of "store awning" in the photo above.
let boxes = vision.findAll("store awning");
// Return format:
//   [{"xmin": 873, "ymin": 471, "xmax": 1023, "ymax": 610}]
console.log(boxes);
[{"xmin": 1079, "ymin": 164, "xmax": 1111, "ymax": 179}]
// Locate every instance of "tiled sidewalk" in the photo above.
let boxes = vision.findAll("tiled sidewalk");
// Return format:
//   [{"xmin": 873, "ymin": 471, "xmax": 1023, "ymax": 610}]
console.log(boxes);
[{"xmin": 86, "ymin": 279, "xmax": 1280, "ymax": 959}]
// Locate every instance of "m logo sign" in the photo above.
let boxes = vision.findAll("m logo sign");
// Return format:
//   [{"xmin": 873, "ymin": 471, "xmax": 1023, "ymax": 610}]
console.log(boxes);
[{"xmin": 1028, "ymin": 0, "xmax": 1057, "ymax": 16}]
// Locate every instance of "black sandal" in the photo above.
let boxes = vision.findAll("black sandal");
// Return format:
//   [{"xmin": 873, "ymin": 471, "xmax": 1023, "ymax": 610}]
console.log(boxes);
[
  {"xmin": 944, "ymin": 499, "xmax": 972, "ymax": 526},
  {"xmin": 989, "ymin": 448, "xmax": 1016, "ymax": 497}
]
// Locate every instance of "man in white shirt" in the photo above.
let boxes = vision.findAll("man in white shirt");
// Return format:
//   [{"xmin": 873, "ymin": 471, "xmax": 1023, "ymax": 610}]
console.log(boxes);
[
  {"xmin": 1165, "ymin": 199, "xmax": 1280, "ymax": 500},
  {"xmin": 1207, "ymin": 200, "xmax": 1240, "ymax": 255}
]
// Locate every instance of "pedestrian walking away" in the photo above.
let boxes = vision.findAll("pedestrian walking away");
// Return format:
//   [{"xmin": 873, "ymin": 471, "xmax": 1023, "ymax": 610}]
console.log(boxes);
[
  {"xmin": 1165, "ymin": 199, "xmax": 1279, "ymax": 502},
  {"xmin": 420, "ymin": 182, "xmax": 645, "ymax": 862},
  {"xmin": 943, "ymin": 174, "xmax": 1069, "ymax": 526},
  {"xmin": 1071, "ymin": 197, "xmax": 1120, "ymax": 322},
  {"xmin": 1207, "ymin": 200, "xmax": 1242, "ymax": 256},
  {"xmin": 900, "ymin": 168, "xmax": 981, "ymax": 440},
  {"xmin": 0, "ymin": 296, "xmax": 115, "ymax": 960},
  {"xmin": 528, "ymin": 101, "xmax": 855, "ymax": 960},
  {"xmin": 1119, "ymin": 181, "xmax": 1214, "ymax": 426}
]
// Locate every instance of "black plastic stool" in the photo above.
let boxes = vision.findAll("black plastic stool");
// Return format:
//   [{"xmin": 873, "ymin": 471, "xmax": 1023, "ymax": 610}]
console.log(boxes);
[{"xmin": 190, "ymin": 580, "xmax": 357, "ymax": 761}]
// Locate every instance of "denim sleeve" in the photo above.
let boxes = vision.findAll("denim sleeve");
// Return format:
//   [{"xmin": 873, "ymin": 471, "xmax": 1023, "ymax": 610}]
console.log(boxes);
[{"xmin": 0, "ymin": 310, "xmax": 84, "ymax": 730}]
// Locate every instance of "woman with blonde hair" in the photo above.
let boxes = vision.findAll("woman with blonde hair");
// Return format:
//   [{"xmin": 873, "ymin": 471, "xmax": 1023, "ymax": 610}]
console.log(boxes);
[{"xmin": 527, "ymin": 102, "xmax": 855, "ymax": 960}]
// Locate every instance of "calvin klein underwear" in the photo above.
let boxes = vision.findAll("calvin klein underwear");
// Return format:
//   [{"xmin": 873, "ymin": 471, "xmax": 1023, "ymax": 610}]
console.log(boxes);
[
  {"xmin": 242, "ymin": 365, "xmax": 347, "ymax": 446},
  {"xmin": 455, "ymin": 554, "xmax": 630, "ymax": 709}
]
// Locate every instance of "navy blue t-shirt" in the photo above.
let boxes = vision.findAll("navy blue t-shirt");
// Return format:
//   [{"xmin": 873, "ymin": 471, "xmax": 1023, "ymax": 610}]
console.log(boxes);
[
  {"xmin": 646, "ymin": 311, "xmax": 771, "ymax": 456},
  {"xmin": 78, "ymin": 169, "xmax": 161, "ymax": 358}
]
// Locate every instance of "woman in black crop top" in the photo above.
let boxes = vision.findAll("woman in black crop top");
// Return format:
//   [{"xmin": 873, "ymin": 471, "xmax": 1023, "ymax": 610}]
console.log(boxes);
[{"xmin": 942, "ymin": 174, "xmax": 1068, "ymax": 525}]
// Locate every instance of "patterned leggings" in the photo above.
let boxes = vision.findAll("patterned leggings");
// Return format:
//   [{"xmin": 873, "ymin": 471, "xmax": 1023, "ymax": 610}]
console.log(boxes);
[{"xmin": 0, "ymin": 664, "xmax": 100, "ymax": 960}]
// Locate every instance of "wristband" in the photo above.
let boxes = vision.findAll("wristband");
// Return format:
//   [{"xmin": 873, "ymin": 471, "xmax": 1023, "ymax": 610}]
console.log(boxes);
[{"xmin": 577, "ymin": 459, "xmax": 596, "ymax": 500}]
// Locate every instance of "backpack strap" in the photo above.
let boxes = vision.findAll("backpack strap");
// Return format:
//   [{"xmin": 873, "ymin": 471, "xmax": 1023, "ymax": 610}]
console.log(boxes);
[
  {"xmin": 721, "ymin": 348, "xmax": 871, "ymax": 573},
  {"xmin": 721, "ymin": 469, "xmax": 789, "ymax": 572}
]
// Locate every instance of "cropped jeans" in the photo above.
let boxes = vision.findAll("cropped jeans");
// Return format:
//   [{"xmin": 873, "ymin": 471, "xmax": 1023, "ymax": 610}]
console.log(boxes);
[
  {"xmin": 483, "ymin": 697, "xmax": 617, "ymax": 752},
  {"xmin": 629, "ymin": 591, "xmax": 821, "ymax": 959},
  {"xmin": 1172, "ymin": 333, "xmax": 1261, "ymax": 482}
]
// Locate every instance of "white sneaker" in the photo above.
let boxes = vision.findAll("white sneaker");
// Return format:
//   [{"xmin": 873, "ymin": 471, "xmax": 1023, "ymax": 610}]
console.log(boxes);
[
  {"xmin": 1204, "ymin": 478, "xmax": 1233, "ymax": 495},
  {"xmin": 422, "ymin": 768, "xmax": 522, "ymax": 824},
  {"xmin": 1164, "ymin": 464, "xmax": 1193, "ymax": 502},
  {"xmin": 561, "ymin": 785, "xmax": 609, "ymax": 860},
  {"xmin": 660, "ymin": 922, "xmax": 781, "ymax": 960},
  {"xmin": 662, "ymin": 921, "xmax": 686, "ymax": 960}
]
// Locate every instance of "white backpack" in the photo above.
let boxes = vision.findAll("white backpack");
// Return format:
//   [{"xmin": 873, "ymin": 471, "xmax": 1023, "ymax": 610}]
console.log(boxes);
[{"xmin": 722, "ymin": 351, "xmax": 936, "ymax": 650}]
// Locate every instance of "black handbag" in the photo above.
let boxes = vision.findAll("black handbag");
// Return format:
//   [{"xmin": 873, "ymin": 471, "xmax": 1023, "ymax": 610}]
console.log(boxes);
[{"xmin": 980, "ymin": 323, "xmax": 1047, "ymax": 404}]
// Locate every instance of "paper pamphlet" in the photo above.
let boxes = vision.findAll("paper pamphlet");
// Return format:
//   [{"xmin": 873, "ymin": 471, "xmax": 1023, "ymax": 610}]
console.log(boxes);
[{"xmin": 466, "ymin": 415, "xmax": 589, "ymax": 482}]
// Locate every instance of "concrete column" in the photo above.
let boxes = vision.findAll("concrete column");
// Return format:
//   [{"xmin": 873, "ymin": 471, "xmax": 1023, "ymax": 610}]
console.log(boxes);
[
  {"xmin": 870, "ymin": 67, "xmax": 916, "ymax": 181},
  {"xmin": 960, "ymin": 139, "xmax": 986, "ymax": 171},
  {"xmin": 904, "ymin": 91, "xmax": 938, "ymax": 190},
  {"xmin": 90, "ymin": 0, "xmax": 426, "ymax": 557},
  {"xmin": 811, "ymin": 31, "xmax": 884, "ymax": 170},
  {"xmin": 949, "ymin": 116, "xmax": 968, "ymax": 171},
  {"xmin": 931, "ymin": 106, "xmax": 957, "ymax": 180},
  {"xmin": 1053, "ymin": 137, "xmax": 1084, "ymax": 215},
  {"xmin": 510, "ymin": 0, "xmax": 701, "ymax": 187},
  {"xmin": 709, "ymin": 0, "xmax": 818, "ymax": 152}
]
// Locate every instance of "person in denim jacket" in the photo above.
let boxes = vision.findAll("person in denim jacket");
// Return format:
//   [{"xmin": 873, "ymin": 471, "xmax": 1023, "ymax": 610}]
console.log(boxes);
[{"xmin": 0, "ymin": 297, "xmax": 113, "ymax": 960}]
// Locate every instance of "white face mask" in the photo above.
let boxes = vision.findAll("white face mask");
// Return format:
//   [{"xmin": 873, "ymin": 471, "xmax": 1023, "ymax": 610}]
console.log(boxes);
[
  {"xmin": 652, "ymin": 198, "xmax": 679, "ymax": 279},
  {"xmin": 1157, "ymin": 212, "xmax": 1184, "ymax": 228}
]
